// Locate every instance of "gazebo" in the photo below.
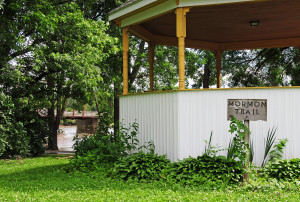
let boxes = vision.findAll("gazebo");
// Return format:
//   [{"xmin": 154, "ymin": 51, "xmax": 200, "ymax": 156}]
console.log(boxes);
[{"xmin": 109, "ymin": 0, "xmax": 300, "ymax": 164}]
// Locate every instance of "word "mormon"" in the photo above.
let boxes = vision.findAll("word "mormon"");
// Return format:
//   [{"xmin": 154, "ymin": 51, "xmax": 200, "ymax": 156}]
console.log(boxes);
[{"xmin": 228, "ymin": 100, "xmax": 267, "ymax": 108}]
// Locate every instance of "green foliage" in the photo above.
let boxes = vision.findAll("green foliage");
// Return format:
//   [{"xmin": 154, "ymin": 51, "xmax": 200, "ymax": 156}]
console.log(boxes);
[
  {"xmin": 119, "ymin": 122, "xmax": 140, "ymax": 155},
  {"xmin": 269, "ymin": 138, "xmax": 288, "ymax": 163},
  {"xmin": 0, "ymin": 92, "xmax": 27, "ymax": 158},
  {"xmin": 0, "ymin": 0, "xmax": 118, "ymax": 150},
  {"xmin": 68, "ymin": 113, "xmax": 147, "ymax": 172},
  {"xmin": 261, "ymin": 127, "xmax": 277, "ymax": 167},
  {"xmin": 0, "ymin": 92, "xmax": 48, "ymax": 158},
  {"xmin": 114, "ymin": 152, "xmax": 243, "ymax": 185},
  {"xmin": 113, "ymin": 152, "xmax": 171, "ymax": 181},
  {"xmin": 204, "ymin": 131, "xmax": 223, "ymax": 157},
  {"xmin": 262, "ymin": 158, "xmax": 300, "ymax": 180},
  {"xmin": 68, "ymin": 116, "xmax": 126, "ymax": 171},
  {"xmin": 227, "ymin": 117, "xmax": 250, "ymax": 166},
  {"xmin": 62, "ymin": 118, "xmax": 76, "ymax": 126},
  {"xmin": 249, "ymin": 139, "xmax": 254, "ymax": 164},
  {"xmin": 169, "ymin": 155, "xmax": 243, "ymax": 185},
  {"xmin": 1, "ymin": 156, "xmax": 299, "ymax": 201},
  {"xmin": 223, "ymin": 48, "xmax": 299, "ymax": 87}
]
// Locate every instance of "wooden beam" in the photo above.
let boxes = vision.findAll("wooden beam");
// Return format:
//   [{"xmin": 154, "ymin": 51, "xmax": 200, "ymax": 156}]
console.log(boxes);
[
  {"xmin": 186, "ymin": 39, "xmax": 219, "ymax": 51},
  {"xmin": 129, "ymin": 25, "xmax": 155, "ymax": 42},
  {"xmin": 220, "ymin": 37, "xmax": 300, "ymax": 51},
  {"xmin": 129, "ymin": 26, "xmax": 218, "ymax": 50}
]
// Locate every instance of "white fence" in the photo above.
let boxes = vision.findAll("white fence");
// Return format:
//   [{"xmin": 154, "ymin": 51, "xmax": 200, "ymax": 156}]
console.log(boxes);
[{"xmin": 120, "ymin": 87, "xmax": 300, "ymax": 166}]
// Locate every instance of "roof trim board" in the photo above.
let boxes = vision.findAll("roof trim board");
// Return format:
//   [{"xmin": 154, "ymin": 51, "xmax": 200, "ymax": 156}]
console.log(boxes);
[
  {"xmin": 178, "ymin": 0, "xmax": 263, "ymax": 7},
  {"xmin": 120, "ymin": 0, "xmax": 177, "ymax": 27},
  {"xmin": 109, "ymin": 0, "xmax": 264, "ymax": 25},
  {"xmin": 109, "ymin": 0, "xmax": 157, "ymax": 21}
]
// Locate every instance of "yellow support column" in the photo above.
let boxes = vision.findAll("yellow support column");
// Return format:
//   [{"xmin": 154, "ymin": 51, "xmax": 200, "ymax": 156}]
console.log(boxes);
[
  {"xmin": 216, "ymin": 49, "xmax": 223, "ymax": 88},
  {"xmin": 176, "ymin": 7, "xmax": 189, "ymax": 90},
  {"xmin": 122, "ymin": 27, "xmax": 129, "ymax": 95},
  {"xmin": 148, "ymin": 42, "xmax": 155, "ymax": 92}
]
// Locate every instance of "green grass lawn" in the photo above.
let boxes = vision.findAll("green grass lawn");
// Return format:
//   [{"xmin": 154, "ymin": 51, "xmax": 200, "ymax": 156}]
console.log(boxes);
[{"xmin": 0, "ymin": 155, "xmax": 299, "ymax": 201}]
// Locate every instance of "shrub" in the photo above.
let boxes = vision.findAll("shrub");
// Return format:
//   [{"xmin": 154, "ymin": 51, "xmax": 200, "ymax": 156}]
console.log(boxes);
[
  {"xmin": 68, "ymin": 113, "xmax": 145, "ymax": 172},
  {"xmin": 0, "ymin": 92, "xmax": 48, "ymax": 158},
  {"xmin": 171, "ymin": 155, "xmax": 243, "ymax": 184},
  {"xmin": 114, "ymin": 154, "xmax": 243, "ymax": 185},
  {"xmin": 113, "ymin": 152, "xmax": 171, "ymax": 181},
  {"xmin": 227, "ymin": 117, "xmax": 249, "ymax": 166},
  {"xmin": 262, "ymin": 158, "xmax": 300, "ymax": 180},
  {"xmin": 0, "ymin": 92, "xmax": 27, "ymax": 158}
]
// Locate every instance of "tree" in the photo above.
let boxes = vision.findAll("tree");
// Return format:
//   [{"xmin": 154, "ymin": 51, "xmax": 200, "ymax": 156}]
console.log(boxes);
[
  {"xmin": 0, "ymin": 0, "xmax": 117, "ymax": 150},
  {"xmin": 222, "ymin": 48, "xmax": 300, "ymax": 87}
]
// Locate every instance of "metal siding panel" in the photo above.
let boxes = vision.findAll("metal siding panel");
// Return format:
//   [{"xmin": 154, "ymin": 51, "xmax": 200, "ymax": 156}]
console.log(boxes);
[
  {"xmin": 120, "ymin": 93, "xmax": 179, "ymax": 161},
  {"xmin": 120, "ymin": 88, "xmax": 300, "ymax": 165}
]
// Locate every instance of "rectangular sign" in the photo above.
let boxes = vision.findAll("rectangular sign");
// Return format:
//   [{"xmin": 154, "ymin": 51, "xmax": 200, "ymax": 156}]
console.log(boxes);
[{"xmin": 227, "ymin": 99, "xmax": 267, "ymax": 121}]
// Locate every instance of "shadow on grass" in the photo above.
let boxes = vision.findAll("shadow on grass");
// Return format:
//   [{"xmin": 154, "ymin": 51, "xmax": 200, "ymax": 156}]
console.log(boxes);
[
  {"xmin": 0, "ymin": 161, "xmax": 116, "ymax": 192},
  {"xmin": 0, "ymin": 160, "xmax": 188, "ymax": 194}
]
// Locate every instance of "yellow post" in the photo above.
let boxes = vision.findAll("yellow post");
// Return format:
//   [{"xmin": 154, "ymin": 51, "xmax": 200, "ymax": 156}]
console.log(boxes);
[
  {"xmin": 148, "ymin": 42, "xmax": 155, "ymax": 92},
  {"xmin": 176, "ymin": 7, "xmax": 189, "ymax": 90},
  {"xmin": 216, "ymin": 50, "xmax": 223, "ymax": 88},
  {"xmin": 122, "ymin": 27, "xmax": 129, "ymax": 95}
]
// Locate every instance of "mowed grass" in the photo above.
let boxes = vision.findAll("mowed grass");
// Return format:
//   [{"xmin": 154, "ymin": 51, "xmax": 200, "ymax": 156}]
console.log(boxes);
[{"xmin": 0, "ymin": 155, "xmax": 299, "ymax": 201}]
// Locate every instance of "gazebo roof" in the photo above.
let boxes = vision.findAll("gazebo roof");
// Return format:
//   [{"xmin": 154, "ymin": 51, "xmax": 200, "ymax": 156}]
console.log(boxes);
[{"xmin": 109, "ymin": 0, "xmax": 300, "ymax": 51}]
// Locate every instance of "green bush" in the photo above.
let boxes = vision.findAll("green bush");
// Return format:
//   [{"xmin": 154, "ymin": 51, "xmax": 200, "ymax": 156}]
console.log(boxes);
[
  {"xmin": 68, "ymin": 113, "xmax": 143, "ymax": 172},
  {"xmin": 169, "ymin": 155, "xmax": 243, "ymax": 185},
  {"xmin": 262, "ymin": 158, "xmax": 300, "ymax": 180},
  {"xmin": 113, "ymin": 152, "xmax": 171, "ymax": 181},
  {"xmin": 113, "ymin": 154, "xmax": 243, "ymax": 185},
  {"xmin": 0, "ymin": 92, "xmax": 48, "ymax": 158},
  {"xmin": 62, "ymin": 118, "xmax": 76, "ymax": 126},
  {"xmin": 0, "ymin": 92, "xmax": 27, "ymax": 157}
]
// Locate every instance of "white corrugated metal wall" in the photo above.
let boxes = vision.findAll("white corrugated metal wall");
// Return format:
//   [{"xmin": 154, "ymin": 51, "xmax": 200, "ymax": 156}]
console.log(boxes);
[
  {"xmin": 120, "ymin": 92, "xmax": 179, "ymax": 161},
  {"xmin": 120, "ymin": 88, "xmax": 300, "ymax": 166}
]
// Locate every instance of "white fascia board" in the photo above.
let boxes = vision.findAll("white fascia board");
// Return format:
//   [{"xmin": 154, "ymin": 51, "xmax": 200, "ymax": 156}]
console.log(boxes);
[
  {"xmin": 121, "ymin": 0, "xmax": 177, "ymax": 27},
  {"xmin": 109, "ymin": 0, "xmax": 158, "ymax": 21},
  {"xmin": 178, "ymin": 0, "xmax": 261, "ymax": 7}
]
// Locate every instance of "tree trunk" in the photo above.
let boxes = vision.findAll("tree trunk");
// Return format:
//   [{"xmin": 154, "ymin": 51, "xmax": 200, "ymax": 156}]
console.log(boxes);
[
  {"xmin": 47, "ymin": 97, "xmax": 66, "ymax": 150},
  {"xmin": 128, "ymin": 41, "xmax": 145, "ymax": 89},
  {"xmin": 203, "ymin": 62, "xmax": 211, "ymax": 88},
  {"xmin": 47, "ymin": 103, "xmax": 59, "ymax": 150}
]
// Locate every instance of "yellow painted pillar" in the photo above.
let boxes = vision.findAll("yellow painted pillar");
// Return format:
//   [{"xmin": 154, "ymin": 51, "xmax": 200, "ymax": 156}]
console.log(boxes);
[
  {"xmin": 176, "ymin": 7, "xmax": 189, "ymax": 90},
  {"xmin": 148, "ymin": 42, "xmax": 155, "ymax": 92},
  {"xmin": 216, "ymin": 50, "xmax": 223, "ymax": 88},
  {"xmin": 122, "ymin": 27, "xmax": 129, "ymax": 95}
]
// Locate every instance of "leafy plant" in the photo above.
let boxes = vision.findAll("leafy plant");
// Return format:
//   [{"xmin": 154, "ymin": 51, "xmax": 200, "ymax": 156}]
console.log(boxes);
[
  {"xmin": 249, "ymin": 139, "xmax": 254, "ymax": 164},
  {"xmin": 68, "ymin": 114, "xmax": 154, "ymax": 172},
  {"xmin": 119, "ymin": 122, "xmax": 140, "ymax": 155},
  {"xmin": 261, "ymin": 127, "xmax": 277, "ymax": 167},
  {"xmin": 262, "ymin": 158, "xmax": 300, "ymax": 180},
  {"xmin": 269, "ymin": 138, "xmax": 288, "ymax": 163},
  {"xmin": 227, "ymin": 138, "xmax": 235, "ymax": 160},
  {"xmin": 0, "ymin": 92, "xmax": 48, "ymax": 158},
  {"xmin": 227, "ymin": 117, "xmax": 250, "ymax": 166},
  {"xmin": 169, "ymin": 155, "xmax": 243, "ymax": 185},
  {"xmin": 113, "ymin": 152, "xmax": 171, "ymax": 181},
  {"xmin": 204, "ymin": 132, "xmax": 223, "ymax": 157},
  {"xmin": 204, "ymin": 131, "xmax": 213, "ymax": 155}
]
